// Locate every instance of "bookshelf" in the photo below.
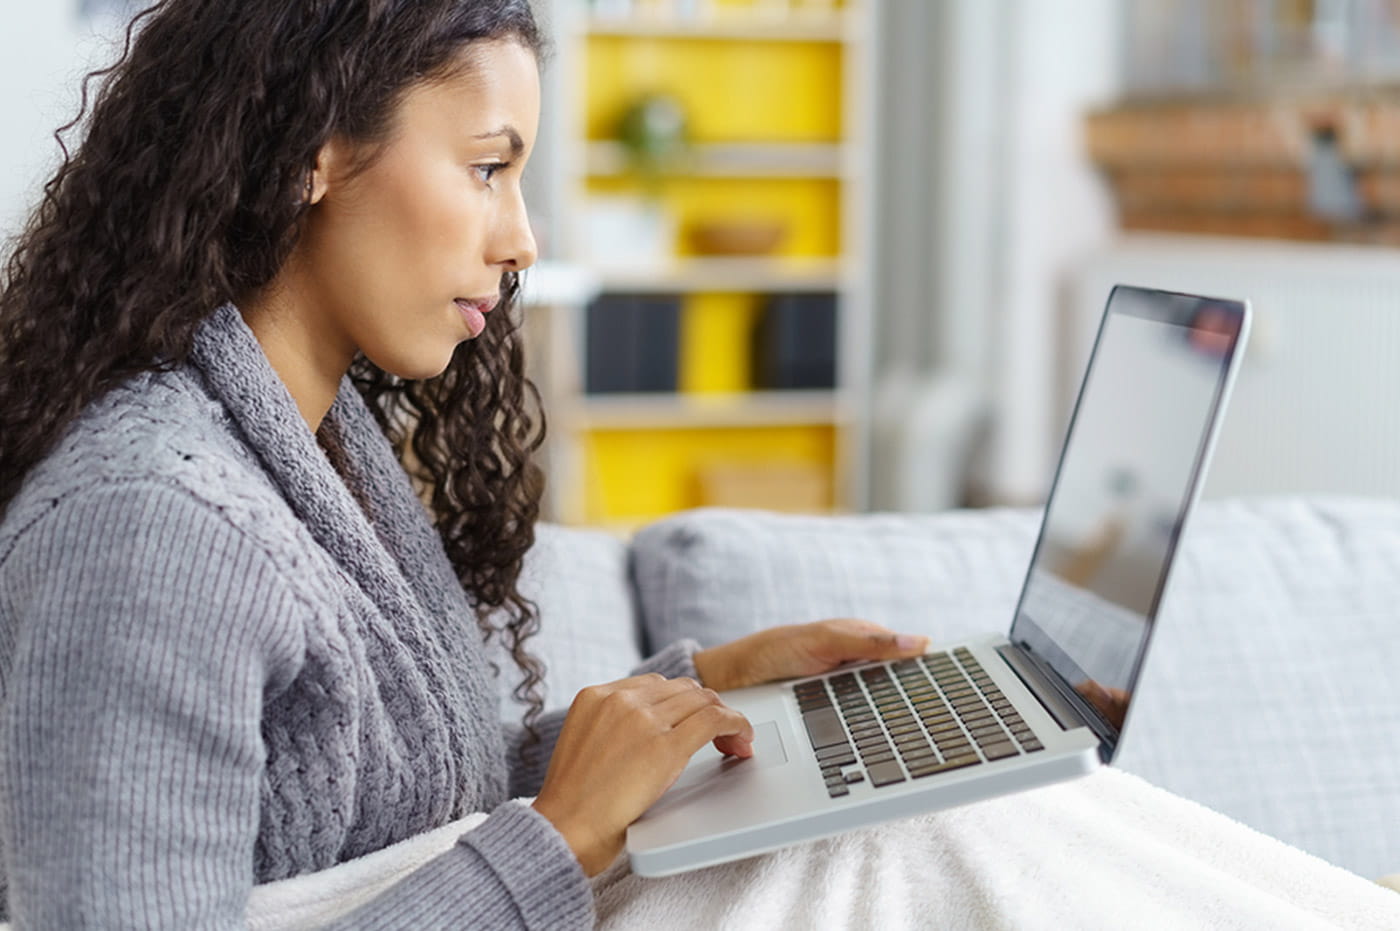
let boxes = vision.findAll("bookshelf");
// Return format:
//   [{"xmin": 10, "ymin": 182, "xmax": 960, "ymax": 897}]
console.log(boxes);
[
  {"xmin": 585, "ymin": 140, "xmax": 846, "ymax": 178},
  {"xmin": 584, "ymin": 10, "xmax": 854, "ymax": 42},
  {"xmin": 532, "ymin": 0, "xmax": 874, "ymax": 529},
  {"xmin": 596, "ymin": 256, "xmax": 845, "ymax": 292}
]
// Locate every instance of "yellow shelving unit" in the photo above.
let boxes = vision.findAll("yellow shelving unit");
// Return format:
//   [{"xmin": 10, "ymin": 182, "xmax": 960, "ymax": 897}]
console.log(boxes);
[{"xmin": 536, "ymin": 0, "xmax": 875, "ymax": 529}]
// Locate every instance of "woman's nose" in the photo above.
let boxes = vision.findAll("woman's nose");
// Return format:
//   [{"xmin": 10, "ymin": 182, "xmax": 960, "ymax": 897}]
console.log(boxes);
[{"xmin": 493, "ymin": 186, "xmax": 537, "ymax": 272}]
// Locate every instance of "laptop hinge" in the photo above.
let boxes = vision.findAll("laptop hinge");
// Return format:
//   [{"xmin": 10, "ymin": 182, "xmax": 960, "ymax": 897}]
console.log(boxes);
[{"xmin": 995, "ymin": 643, "xmax": 1088, "ymax": 732}]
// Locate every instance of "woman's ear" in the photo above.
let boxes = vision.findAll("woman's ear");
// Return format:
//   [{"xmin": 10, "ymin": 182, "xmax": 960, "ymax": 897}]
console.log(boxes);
[{"xmin": 307, "ymin": 138, "xmax": 348, "ymax": 205}]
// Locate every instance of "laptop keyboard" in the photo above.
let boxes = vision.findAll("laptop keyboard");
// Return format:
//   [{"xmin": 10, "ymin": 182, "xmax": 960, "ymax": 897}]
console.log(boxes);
[{"xmin": 793, "ymin": 648, "xmax": 1045, "ymax": 798}]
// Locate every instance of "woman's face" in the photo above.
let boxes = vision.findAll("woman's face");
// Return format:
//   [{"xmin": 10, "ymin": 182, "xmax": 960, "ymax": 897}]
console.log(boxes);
[{"xmin": 296, "ymin": 39, "xmax": 540, "ymax": 381}]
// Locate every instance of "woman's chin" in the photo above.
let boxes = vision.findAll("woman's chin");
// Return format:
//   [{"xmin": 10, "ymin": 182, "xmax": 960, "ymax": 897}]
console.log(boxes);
[{"xmin": 369, "ymin": 347, "xmax": 458, "ymax": 383}]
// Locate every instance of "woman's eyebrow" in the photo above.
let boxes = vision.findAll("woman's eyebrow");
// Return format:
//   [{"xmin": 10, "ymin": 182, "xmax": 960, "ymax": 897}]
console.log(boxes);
[{"xmin": 472, "ymin": 126, "xmax": 524, "ymax": 157}]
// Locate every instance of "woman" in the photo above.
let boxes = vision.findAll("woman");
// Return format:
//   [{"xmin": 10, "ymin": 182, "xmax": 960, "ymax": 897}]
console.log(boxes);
[{"xmin": 0, "ymin": 0, "xmax": 928, "ymax": 926}]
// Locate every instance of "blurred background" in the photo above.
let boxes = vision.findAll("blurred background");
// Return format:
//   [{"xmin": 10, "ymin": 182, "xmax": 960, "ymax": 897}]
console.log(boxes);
[{"xmin": 8, "ymin": 0, "xmax": 1400, "ymax": 531}]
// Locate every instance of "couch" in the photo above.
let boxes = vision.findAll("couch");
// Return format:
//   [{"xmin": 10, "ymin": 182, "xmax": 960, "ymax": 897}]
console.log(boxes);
[{"xmin": 498, "ymin": 496, "xmax": 1400, "ymax": 883}]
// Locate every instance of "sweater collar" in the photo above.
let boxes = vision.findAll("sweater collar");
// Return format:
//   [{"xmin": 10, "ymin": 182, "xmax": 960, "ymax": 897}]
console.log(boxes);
[
  {"xmin": 187, "ymin": 305, "xmax": 509, "ymax": 818},
  {"xmin": 186, "ymin": 304, "xmax": 422, "ymax": 607}
]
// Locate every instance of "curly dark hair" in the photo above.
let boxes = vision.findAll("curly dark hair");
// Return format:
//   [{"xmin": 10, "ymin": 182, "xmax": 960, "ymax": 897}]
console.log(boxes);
[{"xmin": 0, "ymin": 0, "xmax": 550, "ymax": 736}]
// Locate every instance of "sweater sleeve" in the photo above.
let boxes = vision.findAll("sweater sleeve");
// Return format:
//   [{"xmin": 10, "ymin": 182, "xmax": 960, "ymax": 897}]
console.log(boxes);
[
  {"xmin": 503, "ymin": 638, "xmax": 702, "ymax": 798},
  {"xmin": 0, "ymin": 482, "xmax": 590, "ymax": 930}
]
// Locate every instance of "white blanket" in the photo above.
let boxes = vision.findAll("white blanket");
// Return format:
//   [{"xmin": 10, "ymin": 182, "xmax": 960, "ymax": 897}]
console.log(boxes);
[{"xmin": 234, "ymin": 770, "xmax": 1399, "ymax": 930}]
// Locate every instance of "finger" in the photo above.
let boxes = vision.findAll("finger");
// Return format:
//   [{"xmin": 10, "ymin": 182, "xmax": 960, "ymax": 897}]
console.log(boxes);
[
  {"xmin": 577, "ymin": 675, "xmax": 702, "ymax": 727},
  {"xmin": 671, "ymin": 702, "xmax": 754, "ymax": 759},
  {"xmin": 654, "ymin": 688, "xmax": 756, "ymax": 759},
  {"xmin": 610, "ymin": 673, "xmax": 704, "ymax": 701},
  {"xmin": 653, "ymin": 682, "xmax": 735, "ymax": 728},
  {"xmin": 637, "ymin": 674, "xmax": 705, "ymax": 697},
  {"xmin": 713, "ymin": 732, "xmax": 755, "ymax": 759},
  {"xmin": 823, "ymin": 617, "xmax": 891, "ymax": 635},
  {"xmin": 821, "ymin": 626, "xmax": 930, "ymax": 662},
  {"xmin": 621, "ymin": 672, "xmax": 694, "ymax": 691},
  {"xmin": 574, "ymin": 672, "xmax": 668, "ymax": 702}
]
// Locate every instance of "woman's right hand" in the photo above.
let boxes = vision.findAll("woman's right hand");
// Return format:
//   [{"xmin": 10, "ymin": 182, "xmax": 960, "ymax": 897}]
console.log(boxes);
[{"xmin": 531, "ymin": 673, "xmax": 754, "ymax": 876}]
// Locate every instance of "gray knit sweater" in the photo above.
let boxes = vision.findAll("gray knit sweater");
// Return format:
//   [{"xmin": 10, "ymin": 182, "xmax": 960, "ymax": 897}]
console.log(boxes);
[{"xmin": 0, "ymin": 305, "xmax": 697, "ymax": 928}]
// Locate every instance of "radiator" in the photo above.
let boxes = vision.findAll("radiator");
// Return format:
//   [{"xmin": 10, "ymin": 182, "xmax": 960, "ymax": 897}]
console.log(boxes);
[{"xmin": 1066, "ymin": 234, "xmax": 1400, "ymax": 500}]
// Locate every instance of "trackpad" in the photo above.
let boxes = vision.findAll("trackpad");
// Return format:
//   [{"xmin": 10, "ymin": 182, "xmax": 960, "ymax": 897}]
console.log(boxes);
[{"xmin": 669, "ymin": 720, "xmax": 788, "ymax": 792}]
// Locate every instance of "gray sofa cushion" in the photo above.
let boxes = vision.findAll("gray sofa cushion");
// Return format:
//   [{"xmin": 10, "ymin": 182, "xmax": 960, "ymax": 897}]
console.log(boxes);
[
  {"xmin": 494, "ymin": 523, "xmax": 643, "ymax": 716},
  {"xmin": 629, "ymin": 498, "xmax": 1400, "ymax": 880},
  {"xmin": 632, "ymin": 507, "xmax": 1038, "ymax": 651}
]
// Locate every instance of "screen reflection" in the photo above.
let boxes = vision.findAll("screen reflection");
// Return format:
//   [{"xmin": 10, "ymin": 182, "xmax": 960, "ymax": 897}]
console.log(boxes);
[{"xmin": 1011, "ymin": 288, "xmax": 1244, "ymax": 738}]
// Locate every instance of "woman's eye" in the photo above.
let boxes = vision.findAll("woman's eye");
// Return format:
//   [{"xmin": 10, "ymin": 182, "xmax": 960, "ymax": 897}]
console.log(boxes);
[{"xmin": 474, "ymin": 162, "xmax": 508, "ymax": 184}]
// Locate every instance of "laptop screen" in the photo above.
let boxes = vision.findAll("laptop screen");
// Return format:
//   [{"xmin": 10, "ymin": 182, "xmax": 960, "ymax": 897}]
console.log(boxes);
[{"xmin": 1008, "ymin": 285, "xmax": 1248, "ymax": 760}]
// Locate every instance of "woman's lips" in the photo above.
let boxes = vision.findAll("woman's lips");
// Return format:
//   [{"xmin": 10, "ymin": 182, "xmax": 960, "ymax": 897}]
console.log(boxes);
[{"xmin": 454, "ymin": 297, "xmax": 497, "ymax": 337}]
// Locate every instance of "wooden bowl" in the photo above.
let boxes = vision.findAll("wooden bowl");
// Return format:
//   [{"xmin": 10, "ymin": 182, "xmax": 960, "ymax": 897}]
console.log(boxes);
[{"xmin": 688, "ymin": 219, "xmax": 787, "ymax": 256}]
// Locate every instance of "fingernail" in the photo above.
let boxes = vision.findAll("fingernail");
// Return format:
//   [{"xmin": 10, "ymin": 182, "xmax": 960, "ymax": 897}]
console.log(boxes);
[{"xmin": 896, "ymin": 635, "xmax": 926, "ymax": 652}]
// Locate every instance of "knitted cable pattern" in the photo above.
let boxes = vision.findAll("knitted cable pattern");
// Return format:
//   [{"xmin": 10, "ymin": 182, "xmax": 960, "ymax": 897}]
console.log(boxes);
[{"xmin": 0, "ymin": 306, "xmax": 509, "ymax": 883}]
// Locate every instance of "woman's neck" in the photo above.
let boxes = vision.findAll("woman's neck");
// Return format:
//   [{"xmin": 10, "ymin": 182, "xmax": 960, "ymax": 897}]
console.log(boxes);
[{"xmin": 238, "ymin": 268, "xmax": 356, "ymax": 432}]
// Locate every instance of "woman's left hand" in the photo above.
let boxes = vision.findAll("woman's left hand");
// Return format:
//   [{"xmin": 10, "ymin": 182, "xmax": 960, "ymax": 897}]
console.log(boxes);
[{"xmin": 692, "ymin": 619, "xmax": 931, "ymax": 692}]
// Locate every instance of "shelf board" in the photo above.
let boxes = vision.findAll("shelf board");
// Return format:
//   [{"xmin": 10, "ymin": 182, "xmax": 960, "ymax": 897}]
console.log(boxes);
[
  {"xmin": 586, "ymin": 141, "xmax": 845, "ymax": 178},
  {"xmin": 595, "ymin": 256, "xmax": 844, "ymax": 293},
  {"xmin": 570, "ymin": 390, "xmax": 844, "ymax": 429},
  {"xmin": 518, "ymin": 261, "xmax": 603, "ymax": 307},
  {"xmin": 585, "ymin": 9, "xmax": 853, "ymax": 42}
]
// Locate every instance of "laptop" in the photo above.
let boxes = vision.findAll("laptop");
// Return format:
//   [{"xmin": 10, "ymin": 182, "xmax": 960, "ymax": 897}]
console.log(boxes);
[{"xmin": 626, "ymin": 284, "xmax": 1252, "ymax": 877}]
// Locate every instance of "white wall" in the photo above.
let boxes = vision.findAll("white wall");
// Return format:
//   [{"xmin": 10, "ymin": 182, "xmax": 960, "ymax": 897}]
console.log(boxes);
[
  {"xmin": 1069, "ymin": 235, "xmax": 1400, "ymax": 501},
  {"xmin": 870, "ymin": 0, "xmax": 1122, "ymax": 510},
  {"xmin": 980, "ymin": 0, "xmax": 1121, "ymax": 505},
  {"xmin": 0, "ymin": 4, "xmax": 120, "ymax": 244}
]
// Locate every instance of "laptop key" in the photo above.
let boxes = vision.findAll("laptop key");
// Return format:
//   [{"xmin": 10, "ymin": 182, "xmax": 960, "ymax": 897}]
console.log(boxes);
[
  {"xmin": 912, "ymin": 754, "xmax": 981, "ymax": 778},
  {"xmin": 981, "ymin": 741, "xmax": 1019, "ymax": 760},
  {"xmin": 907, "ymin": 757, "xmax": 955, "ymax": 778},
  {"xmin": 816, "ymin": 744, "xmax": 856, "ymax": 765},
  {"xmin": 866, "ymin": 760, "xmax": 906, "ymax": 787},
  {"xmin": 802, "ymin": 708, "xmax": 847, "ymax": 750}
]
